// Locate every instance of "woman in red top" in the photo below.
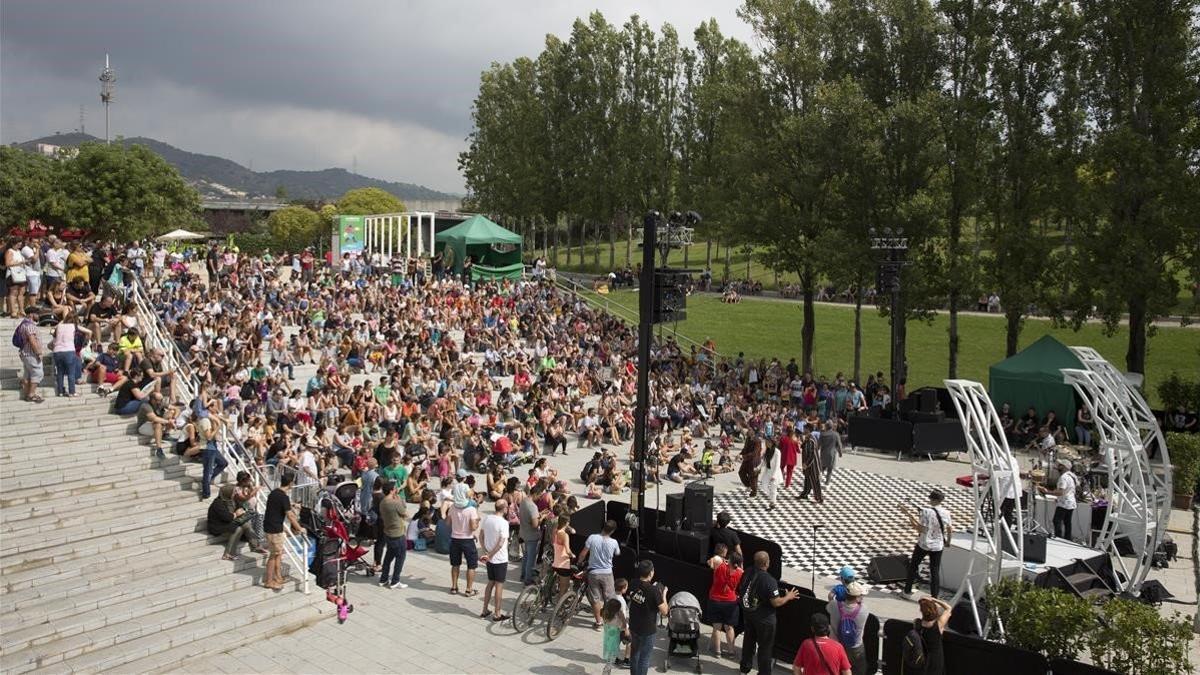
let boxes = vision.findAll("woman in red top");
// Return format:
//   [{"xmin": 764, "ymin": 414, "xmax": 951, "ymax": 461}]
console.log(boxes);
[
  {"xmin": 793, "ymin": 613, "xmax": 851, "ymax": 675},
  {"xmin": 706, "ymin": 546, "xmax": 744, "ymax": 659}
]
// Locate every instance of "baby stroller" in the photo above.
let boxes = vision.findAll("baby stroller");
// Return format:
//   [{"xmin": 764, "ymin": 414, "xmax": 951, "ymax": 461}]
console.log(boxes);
[
  {"xmin": 317, "ymin": 492, "xmax": 372, "ymax": 623},
  {"xmin": 664, "ymin": 591, "xmax": 702, "ymax": 673}
]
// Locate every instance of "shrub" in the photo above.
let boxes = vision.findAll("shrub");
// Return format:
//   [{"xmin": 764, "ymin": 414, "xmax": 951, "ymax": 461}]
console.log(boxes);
[
  {"xmin": 1167, "ymin": 432, "xmax": 1200, "ymax": 501},
  {"xmin": 987, "ymin": 578, "xmax": 1097, "ymax": 661},
  {"xmin": 1088, "ymin": 597, "xmax": 1195, "ymax": 675}
]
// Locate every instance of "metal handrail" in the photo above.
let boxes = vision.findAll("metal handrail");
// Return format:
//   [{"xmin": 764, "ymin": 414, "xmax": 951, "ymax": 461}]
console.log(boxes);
[{"xmin": 130, "ymin": 277, "xmax": 310, "ymax": 594}]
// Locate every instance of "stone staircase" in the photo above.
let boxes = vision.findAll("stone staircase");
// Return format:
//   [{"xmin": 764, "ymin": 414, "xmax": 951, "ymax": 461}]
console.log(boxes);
[{"xmin": 0, "ymin": 318, "xmax": 325, "ymax": 674}]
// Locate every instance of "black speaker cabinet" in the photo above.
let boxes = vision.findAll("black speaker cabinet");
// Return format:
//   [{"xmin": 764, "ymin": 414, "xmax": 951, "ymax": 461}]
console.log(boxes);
[
  {"xmin": 664, "ymin": 493, "xmax": 685, "ymax": 530},
  {"xmin": 684, "ymin": 482, "xmax": 714, "ymax": 532},
  {"xmin": 867, "ymin": 554, "xmax": 910, "ymax": 584},
  {"xmin": 656, "ymin": 526, "xmax": 710, "ymax": 565},
  {"xmin": 1001, "ymin": 532, "xmax": 1048, "ymax": 563}
]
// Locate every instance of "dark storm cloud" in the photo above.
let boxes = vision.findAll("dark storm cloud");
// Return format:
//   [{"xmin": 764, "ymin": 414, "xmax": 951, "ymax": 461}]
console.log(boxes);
[{"xmin": 1, "ymin": 1, "xmax": 751, "ymax": 192}]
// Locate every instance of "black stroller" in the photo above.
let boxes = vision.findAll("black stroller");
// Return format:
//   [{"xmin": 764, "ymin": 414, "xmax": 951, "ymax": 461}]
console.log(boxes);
[{"xmin": 664, "ymin": 591, "xmax": 702, "ymax": 673}]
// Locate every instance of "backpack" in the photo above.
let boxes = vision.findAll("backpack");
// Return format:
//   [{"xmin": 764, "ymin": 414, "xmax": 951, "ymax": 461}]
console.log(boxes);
[
  {"xmin": 902, "ymin": 621, "xmax": 926, "ymax": 672},
  {"xmin": 837, "ymin": 601, "xmax": 861, "ymax": 646},
  {"xmin": 11, "ymin": 319, "xmax": 30, "ymax": 350}
]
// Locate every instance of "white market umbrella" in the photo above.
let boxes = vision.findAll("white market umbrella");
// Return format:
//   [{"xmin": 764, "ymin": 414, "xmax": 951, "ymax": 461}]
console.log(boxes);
[{"xmin": 156, "ymin": 228, "xmax": 207, "ymax": 241}]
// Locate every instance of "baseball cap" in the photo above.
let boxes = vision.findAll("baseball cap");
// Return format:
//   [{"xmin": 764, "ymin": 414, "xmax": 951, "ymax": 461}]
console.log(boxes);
[
  {"xmin": 845, "ymin": 581, "xmax": 867, "ymax": 597},
  {"xmin": 839, "ymin": 566, "xmax": 856, "ymax": 581}
]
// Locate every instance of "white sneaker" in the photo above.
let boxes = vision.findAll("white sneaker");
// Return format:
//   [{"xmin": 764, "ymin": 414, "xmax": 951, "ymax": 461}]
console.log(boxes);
[
  {"xmin": 390, "ymin": 580, "xmax": 408, "ymax": 589},
  {"xmin": 900, "ymin": 591, "xmax": 917, "ymax": 600}
]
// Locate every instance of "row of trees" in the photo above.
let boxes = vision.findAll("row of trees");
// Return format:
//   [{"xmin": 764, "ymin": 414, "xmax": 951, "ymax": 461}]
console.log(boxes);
[
  {"xmin": 458, "ymin": 1, "xmax": 1200, "ymax": 378},
  {"xmin": 0, "ymin": 142, "xmax": 202, "ymax": 241},
  {"xmin": 264, "ymin": 187, "xmax": 406, "ymax": 252}
]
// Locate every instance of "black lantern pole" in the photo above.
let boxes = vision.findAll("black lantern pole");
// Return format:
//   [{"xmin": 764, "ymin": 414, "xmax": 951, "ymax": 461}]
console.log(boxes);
[{"xmin": 870, "ymin": 227, "xmax": 909, "ymax": 403}]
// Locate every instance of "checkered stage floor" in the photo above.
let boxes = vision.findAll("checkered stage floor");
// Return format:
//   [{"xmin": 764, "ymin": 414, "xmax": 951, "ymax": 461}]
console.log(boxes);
[{"xmin": 713, "ymin": 468, "xmax": 973, "ymax": 594}]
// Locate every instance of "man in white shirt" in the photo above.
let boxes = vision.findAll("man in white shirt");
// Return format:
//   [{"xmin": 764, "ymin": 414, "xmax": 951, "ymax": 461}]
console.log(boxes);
[
  {"xmin": 478, "ymin": 498, "xmax": 510, "ymax": 621},
  {"xmin": 1040, "ymin": 459, "xmax": 1078, "ymax": 541},
  {"xmin": 900, "ymin": 490, "xmax": 952, "ymax": 600}
]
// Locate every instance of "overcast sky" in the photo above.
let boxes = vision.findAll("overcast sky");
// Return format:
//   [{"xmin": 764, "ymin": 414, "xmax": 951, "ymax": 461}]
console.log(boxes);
[{"xmin": 1, "ymin": 1, "xmax": 754, "ymax": 194}]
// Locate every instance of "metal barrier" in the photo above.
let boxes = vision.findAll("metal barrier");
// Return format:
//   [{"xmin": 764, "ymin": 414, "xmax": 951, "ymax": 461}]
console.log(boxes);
[{"xmin": 129, "ymin": 277, "xmax": 311, "ymax": 594}]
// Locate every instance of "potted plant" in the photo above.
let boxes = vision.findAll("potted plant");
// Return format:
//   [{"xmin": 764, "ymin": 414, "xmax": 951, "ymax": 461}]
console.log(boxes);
[{"xmin": 1167, "ymin": 432, "xmax": 1200, "ymax": 508}]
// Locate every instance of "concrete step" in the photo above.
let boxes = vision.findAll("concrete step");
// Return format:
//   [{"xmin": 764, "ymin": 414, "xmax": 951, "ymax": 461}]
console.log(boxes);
[
  {"xmin": 0, "ymin": 474, "xmax": 201, "ymax": 524},
  {"xmin": 0, "ymin": 412, "xmax": 132, "ymax": 436},
  {"xmin": 2, "ymin": 472, "xmax": 207, "ymax": 537},
  {"xmin": 1, "ymin": 551, "xmax": 282, "ymax": 651},
  {"xmin": 0, "ymin": 514, "xmax": 221, "ymax": 576},
  {"xmin": 0, "ymin": 454, "xmax": 203, "ymax": 495},
  {"xmin": 0, "ymin": 435, "xmax": 162, "ymax": 464},
  {"xmin": 0, "ymin": 523, "xmax": 231, "ymax": 590},
  {"xmin": 0, "ymin": 576, "xmax": 320, "ymax": 674},
  {"xmin": 0, "ymin": 497, "xmax": 210, "ymax": 559},
  {"xmin": 0, "ymin": 442, "xmax": 194, "ymax": 482}
]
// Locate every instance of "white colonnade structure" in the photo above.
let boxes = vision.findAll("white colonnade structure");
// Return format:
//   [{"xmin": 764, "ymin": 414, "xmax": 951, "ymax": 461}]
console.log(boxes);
[
  {"xmin": 945, "ymin": 379, "xmax": 1024, "ymax": 636},
  {"xmin": 362, "ymin": 211, "xmax": 437, "ymax": 263},
  {"xmin": 1060, "ymin": 347, "xmax": 1171, "ymax": 594}
]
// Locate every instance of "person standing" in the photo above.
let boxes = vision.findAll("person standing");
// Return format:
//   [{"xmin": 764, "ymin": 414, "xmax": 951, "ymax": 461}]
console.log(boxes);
[
  {"xmin": 448, "ymin": 483, "xmax": 481, "ymax": 596},
  {"xmin": 709, "ymin": 511, "xmax": 742, "ymax": 557},
  {"xmin": 706, "ymin": 546, "xmax": 743, "ymax": 659},
  {"xmin": 14, "ymin": 307, "xmax": 44, "ymax": 403},
  {"xmin": 377, "ymin": 480, "xmax": 409, "ymax": 589},
  {"xmin": 518, "ymin": 487, "xmax": 544, "ymax": 585},
  {"xmin": 779, "ymin": 428, "xmax": 799, "ymax": 490},
  {"xmin": 51, "ymin": 315, "xmax": 89, "ymax": 397},
  {"xmin": 738, "ymin": 550, "xmax": 799, "ymax": 675},
  {"xmin": 911, "ymin": 597, "xmax": 951, "ymax": 675},
  {"xmin": 826, "ymin": 582, "xmax": 868, "ymax": 675},
  {"xmin": 797, "ymin": 432, "xmax": 824, "ymax": 504},
  {"xmin": 1039, "ymin": 459, "xmax": 1078, "ymax": 541},
  {"xmin": 263, "ymin": 471, "xmax": 302, "ymax": 590},
  {"xmin": 739, "ymin": 435, "xmax": 763, "ymax": 497},
  {"xmin": 900, "ymin": 490, "xmax": 952, "ymax": 600},
  {"xmin": 626, "ymin": 559, "xmax": 669, "ymax": 675},
  {"xmin": 758, "ymin": 440, "xmax": 782, "ymax": 510},
  {"xmin": 578, "ymin": 519, "xmax": 621, "ymax": 630},
  {"xmin": 793, "ymin": 613, "xmax": 852, "ymax": 675},
  {"xmin": 818, "ymin": 422, "xmax": 843, "ymax": 485},
  {"xmin": 478, "ymin": 498, "xmax": 510, "ymax": 621}
]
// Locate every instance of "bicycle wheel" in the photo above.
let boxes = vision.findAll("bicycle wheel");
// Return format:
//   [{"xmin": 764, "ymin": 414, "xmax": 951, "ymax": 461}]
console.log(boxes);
[
  {"xmin": 512, "ymin": 584, "xmax": 543, "ymax": 632},
  {"xmin": 546, "ymin": 588, "xmax": 579, "ymax": 641}
]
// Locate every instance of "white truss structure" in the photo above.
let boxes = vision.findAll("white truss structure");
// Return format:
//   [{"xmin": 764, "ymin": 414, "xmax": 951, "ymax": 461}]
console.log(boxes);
[
  {"xmin": 944, "ymin": 379, "xmax": 1024, "ymax": 636},
  {"xmin": 363, "ymin": 211, "xmax": 437, "ymax": 261},
  {"xmin": 1060, "ymin": 347, "xmax": 1171, "ymax": 593}
]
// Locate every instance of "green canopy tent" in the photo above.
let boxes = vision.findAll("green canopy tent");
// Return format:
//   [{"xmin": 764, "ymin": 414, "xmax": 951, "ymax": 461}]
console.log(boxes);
[
  {"xmin": 434, "ymin": 215, "xmax": 524, "ymax": 281},
  {"xmin": 989, "ymin": 334, "xmax": 1084, "ymax": 441}
]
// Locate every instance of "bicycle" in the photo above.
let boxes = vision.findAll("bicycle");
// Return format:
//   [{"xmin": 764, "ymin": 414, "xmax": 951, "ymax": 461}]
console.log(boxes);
[
  {"xmin": 545, "ymin": 567, "xmax": 589, "ymax": 641},
  {"xmin": 511, "ymin": 559, "xmax": 559, "ymax": 632}
]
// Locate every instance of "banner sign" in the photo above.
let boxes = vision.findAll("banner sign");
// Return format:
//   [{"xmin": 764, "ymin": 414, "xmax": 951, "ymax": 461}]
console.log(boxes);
[{"xmin": 338, "ymin": 215, "xmax": 365, "ymax": 253}]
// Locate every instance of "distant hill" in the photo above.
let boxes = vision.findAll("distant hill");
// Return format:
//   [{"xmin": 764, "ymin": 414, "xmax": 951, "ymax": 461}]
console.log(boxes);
[{"xmin": 15, "ymin": 132, "xmax": 459, "ymax": 203}]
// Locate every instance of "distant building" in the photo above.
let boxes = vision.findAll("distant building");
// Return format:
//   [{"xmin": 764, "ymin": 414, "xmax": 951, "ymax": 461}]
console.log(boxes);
[{"xmin": 34, "ymin": 143, "xmax": 78, "ymax": 159}]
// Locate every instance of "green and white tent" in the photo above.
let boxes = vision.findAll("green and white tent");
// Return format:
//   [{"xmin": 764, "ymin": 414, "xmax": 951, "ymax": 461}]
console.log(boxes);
[
  {"xmin": 434, "ymin": 215, "xmax": 523, "ymax": 280},
  {"xmin": 988, "ymin": 334, "xmax": 1084, "ymax": 440}
]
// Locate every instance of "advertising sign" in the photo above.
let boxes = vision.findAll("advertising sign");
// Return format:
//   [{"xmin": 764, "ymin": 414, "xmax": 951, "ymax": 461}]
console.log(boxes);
[{"xmin": 338, "ymin": 215, "xmax": 365, "ymax": 253}]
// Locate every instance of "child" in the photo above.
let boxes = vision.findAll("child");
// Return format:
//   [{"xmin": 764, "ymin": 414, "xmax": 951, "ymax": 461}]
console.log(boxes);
[
  {"xmin": 829, "ymin": 565, "xmax": 857, "ymax": 601},
  {"xmin": 600, "ymin": 589, "xmax": 628, "ymax": 673}
]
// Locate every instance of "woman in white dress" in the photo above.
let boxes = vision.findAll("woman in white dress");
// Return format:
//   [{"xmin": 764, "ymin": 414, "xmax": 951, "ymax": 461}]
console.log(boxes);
[{"xmin": 758, "ymin": 439, "xmax": 783, "ymax": 510}]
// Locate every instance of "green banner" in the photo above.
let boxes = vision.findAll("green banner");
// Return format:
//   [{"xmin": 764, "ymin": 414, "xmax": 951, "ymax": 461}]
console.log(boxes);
[{"xmin": 338, "ymin": 215, "xmax": 365, "ymax": 253}]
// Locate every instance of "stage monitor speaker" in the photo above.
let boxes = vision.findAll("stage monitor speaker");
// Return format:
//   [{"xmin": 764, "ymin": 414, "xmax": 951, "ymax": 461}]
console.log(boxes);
[
  {"xmin": 1003, "ymin": 532, "xmax": 1048, "ymax": 563},
  {"xmin": 684, "ymin": 482, "xmax": 714, "ymax": 532},
  {"xmin": 947, "ymin": 598, "xmax": 986, "ymax": 636},
  {"xmin": 664, "ymin": 493, "xmax": 685, "ymax": 530},
  {"xmin": 867, "ymin": 555, "xmax": 909, "ymax": 584},
  {"xmin": 656, "ymin": 526, "xmax": 710, "ymax": 566}
]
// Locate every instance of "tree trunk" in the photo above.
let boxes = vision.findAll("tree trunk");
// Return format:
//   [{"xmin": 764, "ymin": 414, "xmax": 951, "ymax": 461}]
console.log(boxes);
[
  {"xmin": 552, "ymin": 215, "xmax": 560, "ymax": 267},
  {"xmin": 705, "ymin": 239, "xmax": 713, "ymax": 268},
  {"xmin": 1126, "ymin": 296, "xmax": 1148, "ymax": 374},
  {"xmin": 723, "ymin": 242, "xmax": 731, "ymax": 284},
  {"xmin": 801, "ymin": 269, "xmax": 816, "ymax": 375},
  {"xmin": 593, "ymin": 221, "xmax": 600, "ymax": 268},
  {"xmin": 853, "ymin": 284, "xmax": 863, "ymax": 385},
  {"xmin": 608, "ymin": 219, "xmax": 615, "ymax": 269},
  {"xmin": 626, "ymin": 214, "xmax": 633, "ymax": 266},
  {"xmin": 1191, "ymin": 504, "xmax": 1199, "ymax": 633},
  {"xmin": 566, "ymin": 219, "xmax": 573, "ymax": 266},
  {"xmin": 948, "ymin": 288, "xmax": 960, "ymax": 379},
  {"xmin": 1005, "ymin": 309, "xmax": 1022, "ymax": 357}
]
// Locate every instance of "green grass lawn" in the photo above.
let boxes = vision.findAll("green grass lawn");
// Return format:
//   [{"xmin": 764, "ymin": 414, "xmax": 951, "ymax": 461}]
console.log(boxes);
[{"xmin": 579, "ymin": 289, "xmax": 1199, "ymax": 407}]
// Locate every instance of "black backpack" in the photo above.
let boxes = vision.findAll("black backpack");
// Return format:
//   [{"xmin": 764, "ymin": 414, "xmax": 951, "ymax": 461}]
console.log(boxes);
[
  {"xmin": 901, "ymin": 620, "xmax": 926, "ymax": 673},
  {"xmin": 738, "ymin": 570, "xmax": 760, "ymax": 613}
]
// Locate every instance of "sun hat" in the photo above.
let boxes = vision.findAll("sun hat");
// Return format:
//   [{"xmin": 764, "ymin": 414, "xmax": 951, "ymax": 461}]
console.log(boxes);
[{"xmin": 845, "ymin": 581, "xmax": 867, "ymax": 597}]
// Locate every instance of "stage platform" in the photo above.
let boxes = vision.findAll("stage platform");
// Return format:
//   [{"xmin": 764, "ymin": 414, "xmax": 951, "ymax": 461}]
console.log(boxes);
[{"xmin": 942, "ymin": 531, "xmax": 1110, "ymax": 598}]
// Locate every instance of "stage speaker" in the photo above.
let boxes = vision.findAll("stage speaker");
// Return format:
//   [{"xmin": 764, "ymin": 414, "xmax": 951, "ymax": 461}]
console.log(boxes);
[
  {"xmin": 1003, "ymin": 532, "xmax": 1048, "ymax": 563},
  {"xmin": 684, "ymin": 482, "xmax": 714, "ymax": 532},
  {"xmin": 656, "ymin": 526, "xmax": 710, "ymax": 566},
  {"xmin": 664, "ymin": 493, "xmax": 685, "ymax": 530},
  {"xmin": 867, "ymin": 555, "xmax": 909, "ymax": 584},
  {"xmin": 947, "ymin": 598, "xmax": 986, "ymax": 636},
  {"xmin": 919, "ymin": 388, "xmax": 937, "ymax": 413}
]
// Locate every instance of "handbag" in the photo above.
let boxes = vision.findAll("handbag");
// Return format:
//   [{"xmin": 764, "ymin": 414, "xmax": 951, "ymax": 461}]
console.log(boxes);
[{"xmin": 6, "ymin": 266, "xmax": 27, "ymax": 284}]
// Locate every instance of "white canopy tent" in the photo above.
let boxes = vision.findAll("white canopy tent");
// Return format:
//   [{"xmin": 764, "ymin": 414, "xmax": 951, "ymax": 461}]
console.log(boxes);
[{"xmin": 156, "ymin": 228, "xmax": 207, "ymax": 241}]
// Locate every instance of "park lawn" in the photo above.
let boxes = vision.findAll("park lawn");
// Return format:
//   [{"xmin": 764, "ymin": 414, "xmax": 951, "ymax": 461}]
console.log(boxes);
[{"xmin": 587, "ymin": 289, "xmax": 1199, "ymax": 407}]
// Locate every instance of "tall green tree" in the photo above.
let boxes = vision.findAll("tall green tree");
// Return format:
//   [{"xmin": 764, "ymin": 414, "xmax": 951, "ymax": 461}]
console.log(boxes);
[
  {"xmin": 0, "ymin": 147, "xmax": 63, "ymax": 227},
  {"xmin": 55, "ymin": 142, "xmax": 200, "ymax": 241},
  {"xmin": 335, "ymin": 187, "xmax": 405, "ymax": 215},
  {"xmin": 267, "ymin": 206, "xmax": 323, "ymax": 252},
  {"xmin": 1071, "ymin": 0, "xmax": 1199, "ymax": 374}
]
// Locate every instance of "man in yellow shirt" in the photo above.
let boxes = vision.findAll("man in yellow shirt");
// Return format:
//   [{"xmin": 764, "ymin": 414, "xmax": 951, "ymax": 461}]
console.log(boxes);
[{"xmin": 118, "ymin": 326, "xmax": 144, "ymax": 370}]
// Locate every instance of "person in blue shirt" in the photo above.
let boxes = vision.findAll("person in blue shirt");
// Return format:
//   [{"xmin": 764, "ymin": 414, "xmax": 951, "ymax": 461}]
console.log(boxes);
[
  {"xmin": 829, "ymin": 565, "xmax": 858, "ymax": 601},
  {"xmin": 578, "ymin": 520, "xmax": 621, "ymax": 630}
]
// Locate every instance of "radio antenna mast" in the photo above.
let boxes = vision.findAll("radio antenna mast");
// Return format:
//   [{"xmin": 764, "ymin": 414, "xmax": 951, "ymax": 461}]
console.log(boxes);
[{"xmin": 99, "ymin": 54, "xmax": 116, "ymax": 143}]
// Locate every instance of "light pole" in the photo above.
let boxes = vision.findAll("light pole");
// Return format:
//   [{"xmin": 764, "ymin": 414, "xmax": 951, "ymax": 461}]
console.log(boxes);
[
  {"xmin": 99, "ymin": 54, "xmax": 115, "ymax": 143},
  {"xmin": 870, "ymin": 227, "xmax": 909, "ymax": 403}
]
